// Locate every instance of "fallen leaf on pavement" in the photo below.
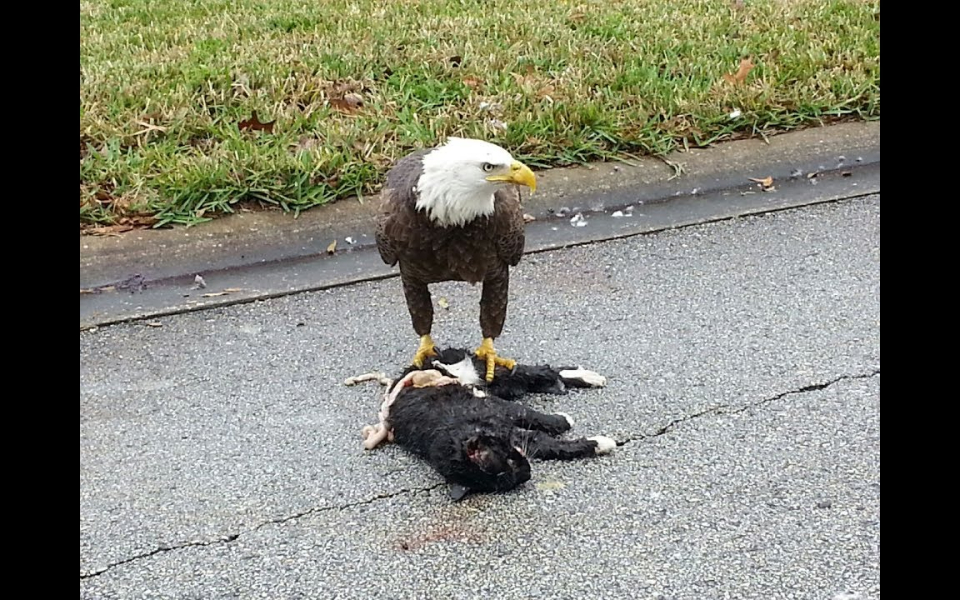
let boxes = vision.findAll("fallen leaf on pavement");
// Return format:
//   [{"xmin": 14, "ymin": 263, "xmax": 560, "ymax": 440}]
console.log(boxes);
[
  {"xmin": 536, "ymin": 480, "xmax": 566, "ymax": 491},
  {"xmin": 523, "ymin": 213, "xmax": 536, "ymax": 223},
  {"xmin": 327, "ymin": 240, "xmax": 337, "ymax": 254},
  {"xmin": 723, "ymin": 57, "xmax": 754, "ymax": 85},
  {"xmin": 749, "ymin": 176, "xmax": 774, "ymax": 188},
  {"xmin": 117, "ymin": 274, "xmax": 146, "ymax": 293},
  {"xmin": 144, "ymin": 322, "xmax": 162, "ymax": 328},
  {"xmin": 201, "ymin": 288, "xmax": 243, "ymax": 298},
  {"xmin": 438, "ymin": 297, "xmax": 450, "ymax": 309},
  {"xmin": 344, "ymin": 372, "xmax": 392, "ymax": 386},
  {"xmin": 193, "ymin": 274, "xmax": 207, "ymax": 289}
]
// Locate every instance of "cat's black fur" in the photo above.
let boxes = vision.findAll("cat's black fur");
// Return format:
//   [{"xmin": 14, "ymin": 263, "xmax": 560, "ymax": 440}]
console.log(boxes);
[{"xmin": 386, "ymin": 348, "xmax": 613, "ymax": 500}]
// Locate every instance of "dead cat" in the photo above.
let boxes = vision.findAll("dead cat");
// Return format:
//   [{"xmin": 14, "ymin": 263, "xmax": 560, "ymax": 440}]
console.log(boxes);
[{"xmin": 359, "ymin": 348, "xmax": 616, "ymax": 501}]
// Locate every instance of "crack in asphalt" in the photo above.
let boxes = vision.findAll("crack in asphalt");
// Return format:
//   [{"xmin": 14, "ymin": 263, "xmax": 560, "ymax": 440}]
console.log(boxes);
[
  {"xmin": 81, "ymin": 369, "xmax": 879, "ymax": 581},
  {"xmin": 79, "ymin": 483, "xmax": 445, "ymax": 580},
  {"xmin": 79, "ymin": 534, "xmax": 240, "ymax": 580},
  {"xmin": 615, "ymin": 368, "xmax": 880, "ymax": 447}
]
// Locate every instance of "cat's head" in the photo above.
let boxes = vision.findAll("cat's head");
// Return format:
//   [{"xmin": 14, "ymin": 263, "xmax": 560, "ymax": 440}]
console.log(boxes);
[{"xmin": 451, "ymin": 433, "xmax": 531, "ymax": 498}]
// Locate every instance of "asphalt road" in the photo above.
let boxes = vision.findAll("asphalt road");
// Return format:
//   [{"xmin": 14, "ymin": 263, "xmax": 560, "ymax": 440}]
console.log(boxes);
[{"xmin": 80, "ymin": 195, "xmax": 881, "ymax": 600}]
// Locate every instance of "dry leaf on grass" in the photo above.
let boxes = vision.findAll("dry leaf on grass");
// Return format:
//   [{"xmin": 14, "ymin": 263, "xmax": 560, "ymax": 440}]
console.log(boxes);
[
  {"xmin": 511, "ymin": 72, "xmax": 557, "ymax": 101},
  {"xmin": 117, "ymin": 215, "xmax": 158, "ymax": 227},
  {"xmin": 293, "ymin": 136, "xmax": 319, "ymax": 153},
  {"xmin": 462, "ymin": 76, "xmax": 483, "ymax": 89},
  {"xmin": 238, "ymin": 111, "xmax": 275, "ymax": 133},
  {"xmin": 85, "ymin": 224, "xmax": 135, "ymax": 236},
  {"xmin": 723, "ymin": 58, "xmax": 754, "ymax": 85},
  {"xmin": 329, "ymin": 93, "xmax": 364, "ymax": 114},
  {"xmin": 567, "ymin": 5, "xmax": 588, "ymax": 24},
  {"xmin": 511, "ymin": 72, "xmax": 537, "ymax": 89}
]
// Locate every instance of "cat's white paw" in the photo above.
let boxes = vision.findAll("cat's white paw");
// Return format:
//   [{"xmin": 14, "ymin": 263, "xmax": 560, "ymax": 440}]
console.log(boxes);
[
  {"xmin": 555, "ymin": 412, "xmax": 575, "ymax": 428},
  {"xmin": 559, "ymin": 368, "xmax": 607, "ymax": 387},
  {"xmin": 588, "ymin": 435, "xmax": 617, "ymax": 454}
]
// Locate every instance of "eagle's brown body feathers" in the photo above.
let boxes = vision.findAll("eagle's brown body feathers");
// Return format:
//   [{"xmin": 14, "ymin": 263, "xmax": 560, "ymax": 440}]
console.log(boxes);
[{"xmin": 375, "ymin": 150, "xmax": 525, "ymax": 341}]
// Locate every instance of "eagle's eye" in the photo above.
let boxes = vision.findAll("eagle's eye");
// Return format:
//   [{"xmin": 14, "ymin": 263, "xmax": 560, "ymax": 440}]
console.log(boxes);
[{"xmin": 481, "ymin": 162, "xmax": 496, "ymax": 173}]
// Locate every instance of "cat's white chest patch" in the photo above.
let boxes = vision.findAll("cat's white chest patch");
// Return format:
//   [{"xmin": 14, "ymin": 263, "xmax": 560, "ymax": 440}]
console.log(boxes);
[{"xmin": 432, "ymin": 356, "xmax": 483, "ymax": 387}]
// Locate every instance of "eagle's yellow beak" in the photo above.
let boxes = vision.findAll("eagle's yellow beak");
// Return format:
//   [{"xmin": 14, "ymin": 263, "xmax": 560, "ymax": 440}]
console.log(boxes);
[{"xmin": 487, "ymin": 161, "xmax": 537, "ymax": 193}]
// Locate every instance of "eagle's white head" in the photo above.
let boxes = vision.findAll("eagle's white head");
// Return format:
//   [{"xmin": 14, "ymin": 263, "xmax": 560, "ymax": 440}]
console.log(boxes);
[{"xmin": 415, "ymin": 137, "xmax": 537, "ymax": 227}]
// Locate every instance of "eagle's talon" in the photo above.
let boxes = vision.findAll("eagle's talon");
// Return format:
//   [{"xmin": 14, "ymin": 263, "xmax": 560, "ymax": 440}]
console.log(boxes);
[
  {"xmin": 411, "ymin": 334, "xmax": 438, "ymax": 368},
  {"xmin": 474, "ymin": 338, "xmax": 515, "ymax": 382}
]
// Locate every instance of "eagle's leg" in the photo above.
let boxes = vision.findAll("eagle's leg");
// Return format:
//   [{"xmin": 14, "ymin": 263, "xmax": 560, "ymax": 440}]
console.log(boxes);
[
  {"xmin": 402, "ymin": 276, "xmax": 438, "ymax": 367},
  {"xmin": 476, "ymin": 272, "xmax": 516, "ymax": 382}
]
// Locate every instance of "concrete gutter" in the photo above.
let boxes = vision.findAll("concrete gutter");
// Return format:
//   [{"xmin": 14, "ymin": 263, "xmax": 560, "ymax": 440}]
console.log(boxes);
[{"xmin": 80, "ymin": 120, "xmax": 880, "ymax": 329}]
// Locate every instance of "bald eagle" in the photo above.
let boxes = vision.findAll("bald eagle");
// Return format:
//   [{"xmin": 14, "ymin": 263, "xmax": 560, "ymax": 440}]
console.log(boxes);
[{"xmin": 375, "ymin": 138, "xmax": 537, "ymax": 381}]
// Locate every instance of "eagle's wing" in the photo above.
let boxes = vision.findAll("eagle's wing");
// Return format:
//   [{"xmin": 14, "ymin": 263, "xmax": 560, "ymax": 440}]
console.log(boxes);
[
  {"xmin": 375, "ymin": 150, "xmax": 431, "ymax": 266},
  {"xmin": 374, "ymin": 191, "xmax": 401, "ymax": 266},
  {"xmin": 494, "ymin": 187, "xmax": 526, "ymax": 266}
]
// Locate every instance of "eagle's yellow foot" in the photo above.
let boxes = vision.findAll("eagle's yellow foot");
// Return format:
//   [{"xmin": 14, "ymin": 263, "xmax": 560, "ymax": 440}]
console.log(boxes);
[
  {"xmin": 411, "ymin": 335, "xmax": 438, "ymax": 367},
  {"xmin": 474, "ymin": 337, "xmax": 516, "ymax": 382}
]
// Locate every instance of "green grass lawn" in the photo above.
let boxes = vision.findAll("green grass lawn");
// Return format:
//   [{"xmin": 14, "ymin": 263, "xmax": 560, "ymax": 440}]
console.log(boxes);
[{"xmin": 80, "ymin": 0, "xmax": 880, "ymax": 229}]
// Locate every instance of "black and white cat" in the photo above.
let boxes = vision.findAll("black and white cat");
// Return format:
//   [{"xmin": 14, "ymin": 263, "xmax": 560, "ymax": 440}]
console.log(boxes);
[{"xmin": 362, "ymin": 348, "xmax": 615, "ymax": 500}]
